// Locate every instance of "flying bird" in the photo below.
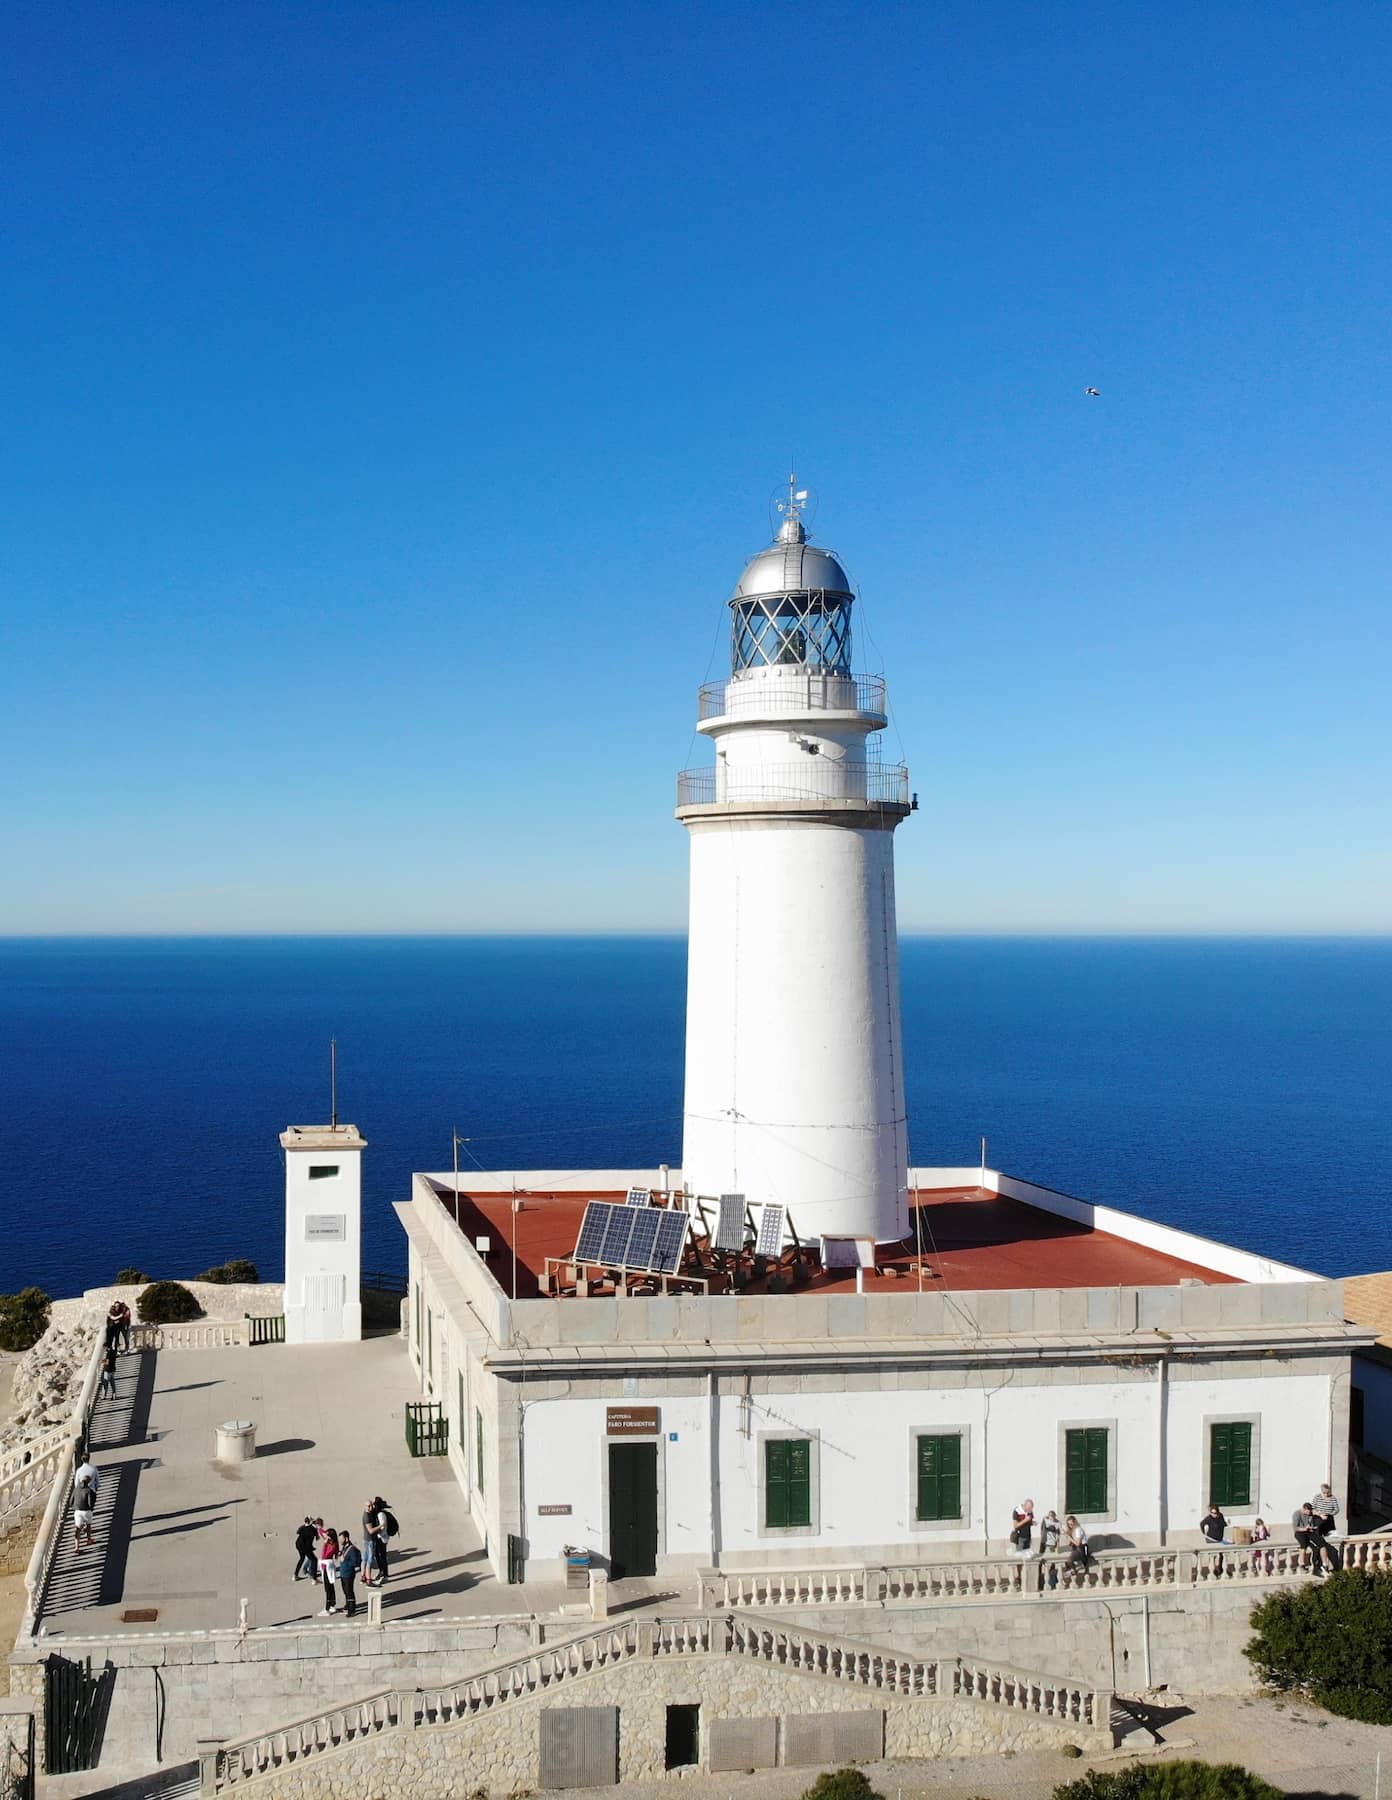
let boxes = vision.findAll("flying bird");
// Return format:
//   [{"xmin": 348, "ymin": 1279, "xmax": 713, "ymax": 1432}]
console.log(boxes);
[{"xmin": 1085, "ymin": 387, "xmax": 1101, "ymax": 397}]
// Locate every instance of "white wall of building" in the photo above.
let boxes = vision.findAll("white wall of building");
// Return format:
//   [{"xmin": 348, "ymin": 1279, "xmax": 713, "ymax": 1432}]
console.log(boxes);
[
  {"xmin": 516, "ymin": 1367, "xmax": 1338, "ymax": 1575},
  {"xmin": 682, "ymin": 822, "xmax": 908, "ymax": 1244}
]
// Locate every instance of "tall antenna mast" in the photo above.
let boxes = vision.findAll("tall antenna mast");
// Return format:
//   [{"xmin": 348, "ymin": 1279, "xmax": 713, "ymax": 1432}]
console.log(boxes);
[{"xmin": 330, "ymin": 1038, "xmax": 338, "ymax": 1129}]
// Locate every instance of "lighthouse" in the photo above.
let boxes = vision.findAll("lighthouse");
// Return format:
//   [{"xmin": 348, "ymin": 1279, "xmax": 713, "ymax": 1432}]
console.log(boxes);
[{"xmin": 677, "ymin": 484, "xmax": 913, "ymax": 1244}]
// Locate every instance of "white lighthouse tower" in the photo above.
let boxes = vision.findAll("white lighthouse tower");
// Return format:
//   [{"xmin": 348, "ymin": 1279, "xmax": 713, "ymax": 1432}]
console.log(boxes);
[{"xmin": 678, "ymin": 484, "xmax": 913, "ymax": 1244}]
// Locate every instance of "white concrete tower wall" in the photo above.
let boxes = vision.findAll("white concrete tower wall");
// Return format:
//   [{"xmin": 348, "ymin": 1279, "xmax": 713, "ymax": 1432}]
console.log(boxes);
[
  {"xmin": 281, "ymin": 1123, "xmax": 366, "ymax": 1344},
  {"xmin": 683, "ymin": 817, "xmax": 909, "ymax": 1240},
  {"xmin": 678, "ymin": 489, "xmax": 912, "ymax": 1243}
]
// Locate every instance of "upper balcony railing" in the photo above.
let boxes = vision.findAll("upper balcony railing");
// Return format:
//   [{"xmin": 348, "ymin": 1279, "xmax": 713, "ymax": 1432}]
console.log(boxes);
[
  {"xmin": 677, "ymin": 762, "xmax": 911, "ymax": 810},
  {"xmin": 698, "ymin": 672, "xmax": 887, "ymax": 722}
]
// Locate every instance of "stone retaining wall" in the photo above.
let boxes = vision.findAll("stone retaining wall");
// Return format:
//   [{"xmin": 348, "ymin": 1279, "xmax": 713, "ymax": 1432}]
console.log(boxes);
[{"xmin": 230, "ymin": 1657, "xmax": 1105, "ymax": 1800}]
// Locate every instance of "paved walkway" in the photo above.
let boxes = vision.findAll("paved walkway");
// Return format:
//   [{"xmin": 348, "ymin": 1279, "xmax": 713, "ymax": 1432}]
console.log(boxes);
[{"xmin": 37, "ymin": 1335, "xmax": 576, "ymax": 1639}]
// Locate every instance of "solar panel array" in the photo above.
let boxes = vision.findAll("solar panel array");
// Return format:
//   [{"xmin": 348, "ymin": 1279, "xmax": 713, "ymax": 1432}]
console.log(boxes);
[
  {"xmin": 572, "ymin": 1200, "xmax": 690, "ymax": 1275},
  {"xmin": 625, "ymin": 1187, "xmax": 652, "ymax": 1207},
  {"xmin": 755, "ymin": 1203, "xmax": 786, "ymax": 1258},
  {"xmin": 713, "ymin": 1194, "xmax": 747, "ymax": 1252}
]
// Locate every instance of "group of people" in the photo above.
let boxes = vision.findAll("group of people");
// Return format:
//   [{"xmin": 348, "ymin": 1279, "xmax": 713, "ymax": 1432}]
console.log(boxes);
[
  {"xmin": 98, "ymin": 1299, "xmax": 134, "ymax": 1400},
  {"xmin": 1201, "ymin": 1483, "xmax": 1344, "ymax": 1575},
  {"xmin": 1008, "ymin": 1500, "xmax": 1092, "ymax": 1576},
  {"xmin": 293, "ymin": 1499, "xmax": 397, "ymax": 1618}
]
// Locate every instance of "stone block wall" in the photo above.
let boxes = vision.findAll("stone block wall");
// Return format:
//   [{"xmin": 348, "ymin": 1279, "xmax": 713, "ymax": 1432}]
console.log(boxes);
[{"xmin": 232, "ymin": 1656, "xmax": 1106, "ymax": 1800}]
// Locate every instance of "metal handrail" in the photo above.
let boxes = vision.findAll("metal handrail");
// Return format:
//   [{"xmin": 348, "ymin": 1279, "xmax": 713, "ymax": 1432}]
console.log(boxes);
[
  {"xmin": 677, "ymin": 762, "xmax": 910, "ymax": 809},
  {"xmin": 698, "ymin": 672, "xmax": 887, "ymax": 721}
]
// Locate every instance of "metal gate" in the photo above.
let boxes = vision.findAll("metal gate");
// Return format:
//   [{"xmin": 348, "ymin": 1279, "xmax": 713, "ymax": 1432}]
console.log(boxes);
[
  {"xmin": 44, "ymin": 1654, "xmax": 115, "ymax": 1775},
  {"xmin": 1, "ymin": 1707, "xmax": 34, "ymax": 1800},
  {"xmin": 405, "ymin": 1400, "xmax": 449, "ymax": 1457}
]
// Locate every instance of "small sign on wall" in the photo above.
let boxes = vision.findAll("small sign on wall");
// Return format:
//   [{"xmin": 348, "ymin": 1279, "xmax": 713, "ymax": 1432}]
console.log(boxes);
[
  {"xmin": 305, "ymin": 1214, "xmax": 346, "ymax": 1242},
  {"xmin": 538, "ymin": 1504, "xmax": 572, "ymax": 1516},
  {"xmin": 606, "ymin": 1405, "xmax": 660, "ymax": 1436}
]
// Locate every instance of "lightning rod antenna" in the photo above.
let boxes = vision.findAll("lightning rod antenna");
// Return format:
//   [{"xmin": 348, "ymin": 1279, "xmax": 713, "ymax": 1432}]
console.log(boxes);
[{"xmin": 330, "ymin": 1038, "xmax": 338, "ymax": 1129}]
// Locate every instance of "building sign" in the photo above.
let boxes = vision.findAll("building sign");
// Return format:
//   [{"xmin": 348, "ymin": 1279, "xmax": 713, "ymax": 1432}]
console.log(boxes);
[
  {"xmin": 538, "ymin": 1504, "xmax": 572, "ymax": 1516},
  {"xmin": 305, "ymin": 1214, "xmax": 346, "ymax": 1242},
  {"xmin": 606, "ymin": 1405, "xmax": 660, "ymax": 1436}
]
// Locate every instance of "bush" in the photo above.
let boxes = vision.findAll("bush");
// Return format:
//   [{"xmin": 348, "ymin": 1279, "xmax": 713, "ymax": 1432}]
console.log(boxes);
[
  {"xmin": 114, "ymin": 1268, "xmax": 151, "ymax": 1286},
  {"xmin": 137, "ymin": 1281, "xmax": 203, "ymax": 1324},
  {"xmin": 1055, "ymin": 1764, "xmax": 1282, "ymax": 1800},
  {"xmin": 1246, "ymin": 1569, "xmax": 1392, "ymax": 1721},
  {"xmin": 0, "ymin": 1288, "xmax": 52, "ymax": 1352},
  {"xmin": 801, "ymin": 1772, "xmax": 883, "ymax": 1800},
  {"xmin": 196, "ymin": 1259, "xmax": 260, "ymax": 1285}
]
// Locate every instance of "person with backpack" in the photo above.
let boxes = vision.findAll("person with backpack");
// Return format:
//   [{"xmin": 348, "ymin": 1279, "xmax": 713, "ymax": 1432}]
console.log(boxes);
[{"xmin": 364, "ymin": 1496, "xmax": 396, "ymax": 1584}]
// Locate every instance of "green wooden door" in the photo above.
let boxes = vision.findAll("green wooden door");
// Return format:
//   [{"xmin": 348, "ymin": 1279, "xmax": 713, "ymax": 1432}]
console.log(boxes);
[
  {"xmin": 916, "ymin": 1434, "xmax": 962, "ymax": 1521},
  {"xmin": 765, "ymin": 1439, "xmax": 812, "ymax": 1528},
  {"xmin": 1209, "ymin": 1422, "xmax": 1252, "ymax": 1506},
  {"xmin": 1065, "ymin": 1428, "xmax": 1108, "ymax": 1514}
]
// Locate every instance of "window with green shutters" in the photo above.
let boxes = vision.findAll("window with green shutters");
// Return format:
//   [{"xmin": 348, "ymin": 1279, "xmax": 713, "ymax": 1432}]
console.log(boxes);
[
  {"xmin": 1064, "ymin": 1427, "xmax": 1109, "ymax": 1514},
  {"xmin": 1209, "ymin": 1421, "xmax": 1253, "ymax": 1507},
  {"xmin": 915, "ymin": 1433, "xmax": 963, "ymax": 1521},
  {"xmin": 764, "ymin": 1438, "xmax": 812, "ymax": 1529}
]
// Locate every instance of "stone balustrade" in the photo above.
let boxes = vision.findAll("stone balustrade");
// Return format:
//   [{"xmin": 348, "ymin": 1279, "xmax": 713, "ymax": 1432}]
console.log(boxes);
[
  {"xmin": 131, "ymin": 1321, "xmax": 246, "ymax": 1350},
  {"xmin": 699, "ymin": 1532, "xmax": 1392, "ymax": 1612},
  {"xmin": 198, "ymin": 1609, "xmax": 1102, "ymax": 1795}
]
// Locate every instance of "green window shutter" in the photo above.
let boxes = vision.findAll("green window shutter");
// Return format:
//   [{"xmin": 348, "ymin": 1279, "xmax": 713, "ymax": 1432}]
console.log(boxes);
[
  {"xmin": 1211, "ymin": 1422, "xmax": 1251, "ymax": 1508},
  {"xmin": 1066, "ymin": 1429, "xmax": 1108, "ymax": 1514},
  {"xmin": 766, "ymin": 1439, "xmax": 812, "ymax": 1529},
  {"xmin": 475, "ymin": 1408, "xmax": 485, "ymax": 1495},
  {"xmin": 916, "ymin": 1434, "xmax": 962, "ymax": 1521}
]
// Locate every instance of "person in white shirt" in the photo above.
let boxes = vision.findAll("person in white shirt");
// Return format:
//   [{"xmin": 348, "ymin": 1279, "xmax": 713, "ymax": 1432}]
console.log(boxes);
[{"xmin": 73, "ymin": 1457, "xmax": 100, "ymax": 1496}]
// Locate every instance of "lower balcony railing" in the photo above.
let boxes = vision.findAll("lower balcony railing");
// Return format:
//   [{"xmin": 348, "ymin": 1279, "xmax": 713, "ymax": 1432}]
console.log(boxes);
[{"xmin": 677, "ymin": 762, "xmax": 910, "ymax": 809}]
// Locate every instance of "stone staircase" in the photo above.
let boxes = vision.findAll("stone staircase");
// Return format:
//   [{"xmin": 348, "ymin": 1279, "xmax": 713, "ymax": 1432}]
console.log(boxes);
[{"xmin": 199, "ymin": 1611, "xmax": 1110, "ymax": 1794}]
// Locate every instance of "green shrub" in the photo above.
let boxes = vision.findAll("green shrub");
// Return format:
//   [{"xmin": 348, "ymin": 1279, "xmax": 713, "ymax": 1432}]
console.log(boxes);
[
  {"xmin": 0, "ymin": 1288, "xmax": 52, "ymax": 1352},
  {"xmin": 137, "ymin": 1281, "xmax": 203, "ymax": 1324},
  {"xmin": 1055, "ymin": 1763, "xmax": 1282, "ymax": 1800},
  {"xmin": 196, "ymin": 1259, "xmax": 260, "ymax": 1285},
  {"xmin": 801, "ymin": 1771, "xmax": 883, "ymax": 1800},
  {"xmin": 114, "ymin": 1268, "xmax": 151, "ymax": 1286},
  {"xmin": 1246, "ymin": 1569, "xmax": 1392, "ymax": 1721}
]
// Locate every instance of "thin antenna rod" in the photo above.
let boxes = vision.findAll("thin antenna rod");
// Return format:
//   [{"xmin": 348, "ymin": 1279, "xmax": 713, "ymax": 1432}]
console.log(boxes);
[{"xmin": 330, "ymin": 1039, "xmax": 339, "ymax": 1129}]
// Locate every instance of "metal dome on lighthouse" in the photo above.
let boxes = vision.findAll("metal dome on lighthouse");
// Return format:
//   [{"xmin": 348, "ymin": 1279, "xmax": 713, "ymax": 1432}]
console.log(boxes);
[{"xmin": 677, "ymin": 483, "xmax": 913, "ymax": 1248}]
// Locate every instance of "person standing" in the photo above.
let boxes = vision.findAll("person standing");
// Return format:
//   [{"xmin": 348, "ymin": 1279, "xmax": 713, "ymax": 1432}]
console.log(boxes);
[
  {"xmin": 98, "ymin": 1344, "xmax": 118, "ymax": 1402},
  {"xmin": 106, "ymin": 1300, "xmax": 132, "ymax": 1354},
  {"xmin": 73, "ymin": 1455, "xmax": 101, "ymax": 1502},
  {"xmin": 1064, "ymin": 1515, "xmax": 1090, "ymax": 1580},
  {"xmin": 1200, "ymin": 1503, "xmax": 1228, "ymax": 1574},
  {"xmin": 337, "ymin": 1531, "xmax": 363, "ymax": 1619},
  {"xmin": 1009, "ymin": 1497, "xmax": 1035, "ymax": 1554},
  {"xmin": 73, "ymin": 1473, "xmax": 97, "ymax": 1550},
  {"xmin": 361, "ymin": 1502, "xmax": 384, "ymax": 1586},
  {"xmin": 368, "ymin": 1496, "xmax": 392, "ymax": 1584},
  {"xmin": 1310, "ymin": 1484, "xmax": 1342, "ymax": 1571},
  {"xmin": 1040, "ymin": 1510, "xmax": 1062, "ymax": 1554},
  {"xmin": 293, "ymin": 1517, "xmax": 318, "ymax": 1581},
  {"xmin": 318, "ymin": 1527, "xmax": 340, "ymax": 1615}
]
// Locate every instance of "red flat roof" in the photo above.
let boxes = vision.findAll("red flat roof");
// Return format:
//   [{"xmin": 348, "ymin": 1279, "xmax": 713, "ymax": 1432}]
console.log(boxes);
[{"xmin": 433, "ymin": 1185, "xmax": 1236, "ymax": 1300}]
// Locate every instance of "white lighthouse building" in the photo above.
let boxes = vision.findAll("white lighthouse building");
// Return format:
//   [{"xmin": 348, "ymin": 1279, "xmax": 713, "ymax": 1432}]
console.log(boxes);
[{"xmin": 676, "ymin": 485, "xmax": 913, "ymax": 1244}]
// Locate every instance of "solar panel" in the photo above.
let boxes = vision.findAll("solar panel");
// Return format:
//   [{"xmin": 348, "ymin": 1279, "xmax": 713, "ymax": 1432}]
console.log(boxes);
[
  {"xmin": 626, "ymin": 1208, "xmax": 661, "ymax": 1269},
  {"xmin": 600, "ymin": 1206, "xmax": 635, "ymax": 1266},
  {"xmin": 652, "ymin": 1210, "xmax": 689, "ymax": 1274},
  {"xmin": 625, "ymin": 1186, "xmax": 652, "ymax": 1207},
  {"xmin": 820, "ymin": 1235, "xmax": 860, "ymax": 1269},
  {"xmin": 714, "ymin": 1194, "xmax": 746, "ymax": 1252},
  {"xmin": 571, "ymin": 1199, "xmax": 690, "ymax": 1276},
  {"xmin": 755, "ymin": 1203, "xmax": 786, "ymax": 1259},
  {"xmin": 574, "ymin": 1200, "xmax": 612, "ymax": 1264}
]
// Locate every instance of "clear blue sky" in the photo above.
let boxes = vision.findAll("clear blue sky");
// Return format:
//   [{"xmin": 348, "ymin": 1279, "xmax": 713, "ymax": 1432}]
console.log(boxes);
[{"xmin": 3, "ymin": 2, "xmax": 1389, "ymax": 934}]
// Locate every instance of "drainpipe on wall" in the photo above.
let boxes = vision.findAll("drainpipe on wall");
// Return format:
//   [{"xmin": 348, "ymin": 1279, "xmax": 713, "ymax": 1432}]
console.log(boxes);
[
  {"xmin": 708, "ymin": 1370, "xmax": 721, "ymax": 1569},
  {"xmin": 1157, "ymin": 1350, "xmax": 1170, "ymax": 1547}
]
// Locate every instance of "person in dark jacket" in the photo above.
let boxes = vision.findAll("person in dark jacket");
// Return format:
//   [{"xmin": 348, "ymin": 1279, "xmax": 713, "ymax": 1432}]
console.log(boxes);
[
  {"xmin": 293, "ymin": 1517, "xmax": 318, "ymax": 1580},
  {"xmin": 1293, "ymin": 1502, "xmax": 1323, "ymax": 1573},
  {"xmin": 336, "ymin": 1531, "xmax": 363, "ymax": 1618},
  {"xmin": 1200, "ymin": 1503, "xmax": 1228, "ymax": 1573}
]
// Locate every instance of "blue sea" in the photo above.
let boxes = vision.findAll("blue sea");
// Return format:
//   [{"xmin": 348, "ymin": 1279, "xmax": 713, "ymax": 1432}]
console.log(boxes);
[{"xmin": 1, "ymin": 937, "xmax": 1389, "ymax": 1297}]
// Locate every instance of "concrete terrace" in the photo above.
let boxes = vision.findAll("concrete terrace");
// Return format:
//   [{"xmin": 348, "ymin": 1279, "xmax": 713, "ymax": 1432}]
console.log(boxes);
[{"xmin": 35, "ymin": 1335, "xmax": 580, "ymax": 1641}]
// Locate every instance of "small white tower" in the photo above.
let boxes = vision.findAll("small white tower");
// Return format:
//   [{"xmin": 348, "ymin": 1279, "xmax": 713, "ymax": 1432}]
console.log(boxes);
[
  {"xmin": 280, "ymin": 1123, "xmax": 366, "ymax": 1343},
  {"xmin": 678, "ymin": 484, "xmax": 912, "ymax": 1243}
]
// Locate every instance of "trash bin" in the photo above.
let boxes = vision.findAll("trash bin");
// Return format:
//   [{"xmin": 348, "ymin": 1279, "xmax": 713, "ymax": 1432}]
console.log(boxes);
[
  {"xmin": 564, "ymin": 1547, "xmax": 591, "ymax": 1591},
  {"xmin": 216, "ymin": 1419, "xmax": 257, "ymax": 1462}
]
